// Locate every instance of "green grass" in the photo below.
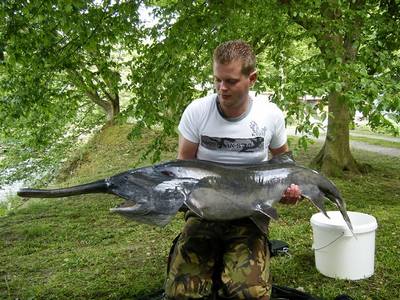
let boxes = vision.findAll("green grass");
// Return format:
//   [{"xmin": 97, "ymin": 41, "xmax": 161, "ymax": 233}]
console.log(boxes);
[
  {"xmin": 1, "ymin": 124, "xmax": 399, "ymax": 299},
  {"xmin": 351, "ymin": 124, "xmax": 399, "ymax": 137}
]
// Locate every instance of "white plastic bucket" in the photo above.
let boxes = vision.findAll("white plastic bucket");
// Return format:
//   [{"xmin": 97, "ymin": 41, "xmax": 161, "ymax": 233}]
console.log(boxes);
[{"xmin": 310, "ymin": 211, "xmax": 378, "ymax": 280}]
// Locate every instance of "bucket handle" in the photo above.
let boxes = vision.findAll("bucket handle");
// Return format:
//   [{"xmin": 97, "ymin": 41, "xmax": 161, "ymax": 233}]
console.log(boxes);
[{"xmin": 312, "ymin": 231, "xmax": 345, "ymax": 251}]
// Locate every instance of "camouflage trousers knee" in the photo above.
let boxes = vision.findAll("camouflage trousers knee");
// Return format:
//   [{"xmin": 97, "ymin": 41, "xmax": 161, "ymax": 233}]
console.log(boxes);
[{"xmin": 164, "ymin": 215, "xmax": 271, "ymax": 300}]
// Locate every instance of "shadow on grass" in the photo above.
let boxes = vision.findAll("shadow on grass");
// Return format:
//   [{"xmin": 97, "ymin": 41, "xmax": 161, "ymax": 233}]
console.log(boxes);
[{"xmin": 134, "ymin": 289, "xmax": 165, "ymax": 300}]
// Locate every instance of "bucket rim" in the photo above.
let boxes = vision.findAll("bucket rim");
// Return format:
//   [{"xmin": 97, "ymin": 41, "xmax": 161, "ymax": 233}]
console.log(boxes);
[{"xmin": 310, "ymin": 211, "xmax": 378, "ymax": 235}]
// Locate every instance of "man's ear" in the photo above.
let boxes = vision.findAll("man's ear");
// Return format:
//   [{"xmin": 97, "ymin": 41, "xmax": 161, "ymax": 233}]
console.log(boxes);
[{"xmin": 249, "ymin": 71, "xmax": 257, "ymax": 85}]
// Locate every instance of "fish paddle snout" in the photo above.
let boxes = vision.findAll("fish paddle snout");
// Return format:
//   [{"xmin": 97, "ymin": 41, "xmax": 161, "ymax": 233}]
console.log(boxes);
[
  {"xmin": 17, "ymin": 188, "xmax": 63, "ymax": 198},
  {"xmin": 17, "ymin": 188, "xmax": 32, "ymax": 197},
  {"xmin": 17, "ymin": 188, "xmax": 38, "ymax": 200},
  {"xmin": 16, "ymin": 180, "xmax": 109, "ymax": 199}
]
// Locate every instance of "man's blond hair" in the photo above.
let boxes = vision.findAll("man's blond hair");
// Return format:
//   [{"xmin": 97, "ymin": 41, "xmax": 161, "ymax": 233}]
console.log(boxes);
[{"xmin": 213, "ymin": 40, "xmax": 256, "ymax": 76}]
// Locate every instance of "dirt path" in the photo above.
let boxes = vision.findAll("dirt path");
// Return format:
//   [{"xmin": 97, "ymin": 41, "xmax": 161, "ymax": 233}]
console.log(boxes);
[
  {"xmin": 349, "ymin": 141, "xmax": 400, "ymax": 157},
  {"xmin": 349, "ymin": 132, "xmax": 400, "ymax": 143},
  {"xmin": 287, "ymin": 126, "xmax": 400, "ymax": 157}
]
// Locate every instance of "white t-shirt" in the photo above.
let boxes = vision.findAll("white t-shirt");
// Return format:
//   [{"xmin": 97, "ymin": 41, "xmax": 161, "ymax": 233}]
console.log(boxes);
[{"xmin": 178, "ymin": 94, "xmax": 287, "ymax": 164}]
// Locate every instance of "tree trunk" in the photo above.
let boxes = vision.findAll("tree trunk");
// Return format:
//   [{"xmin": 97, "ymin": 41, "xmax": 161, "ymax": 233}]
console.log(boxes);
[
  {"xmin": 67, "ymin": 69, "xmax": 120, "ymax": 124},
  {"xmin": 108, "ymin": 94, "xmax": 120, "ymax": 125},
  {"xmin": 310, "ymin": 91, "xmax": 361, "ymax": 176},
  {"xmin": 310, "ymin": 0, "xmax": 367, "ymax": 176},
  {"xmin": 86, "ymin": 91, "xmax": 119, "ymax": 124}
]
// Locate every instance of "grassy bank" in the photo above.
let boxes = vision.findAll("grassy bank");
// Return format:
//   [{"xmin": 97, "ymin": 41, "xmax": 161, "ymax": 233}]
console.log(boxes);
[{"xmin": 1, "ymin": 124, "xmax": 399, "ymax": 299}]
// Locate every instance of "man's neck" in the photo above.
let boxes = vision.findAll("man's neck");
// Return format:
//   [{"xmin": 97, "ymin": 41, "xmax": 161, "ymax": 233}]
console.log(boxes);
[{"xmin": 217, "ymin": 96, "xmax": 250, "ymax": 119}]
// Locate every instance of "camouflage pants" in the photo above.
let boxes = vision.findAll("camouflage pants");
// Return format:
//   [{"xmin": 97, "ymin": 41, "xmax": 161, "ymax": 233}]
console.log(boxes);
[{"xmin": 164, "ymin": 215, "xmax": 271, "ymax": 300}]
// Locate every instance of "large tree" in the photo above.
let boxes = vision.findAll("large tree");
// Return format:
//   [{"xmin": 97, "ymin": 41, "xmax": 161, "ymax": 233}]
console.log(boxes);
[
  {"xmin": 280, "ymin": 0, "xmax": 400, "ymax": 175},
  {"xmin": 1, "ymin": 0, "xmax": 142, "ymax": 122},
  {"xmin": 0, "ymin": 0, "xmax": 142, "ymax": 184}
]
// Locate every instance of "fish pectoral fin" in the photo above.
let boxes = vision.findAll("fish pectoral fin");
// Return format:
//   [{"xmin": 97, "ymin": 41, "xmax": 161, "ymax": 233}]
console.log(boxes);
[
  {"xmin": 184, "ymin": 198, "xmax": 203, "ymax": 218},
  {"xmin": 184, "ymin": 191, "xmax": 205, "ymax": 219},
  {"xmin": 301, "ymin": 185, "xmax": 329, "ymax": 218},
  {"xmin": 255, "ymin": 202, "xmax": 278, "ymax": 220},
  {"xmin": 185, "ymin": 180, "xmax": 233, "ymax": 219}
]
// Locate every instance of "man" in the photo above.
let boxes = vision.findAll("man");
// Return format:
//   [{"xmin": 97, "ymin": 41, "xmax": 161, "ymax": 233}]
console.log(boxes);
[{"xmin": 165, "ymin": 40, "xmax": 300, "ymax": 300}]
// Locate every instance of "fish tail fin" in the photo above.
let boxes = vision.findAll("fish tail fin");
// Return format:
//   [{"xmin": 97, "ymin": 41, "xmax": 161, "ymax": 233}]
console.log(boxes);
[
  {"xmin": 327, "ymin": 194, "xmax": 355, "ymax": 236},
  {"xmin": 301, "ymin": 186, "xmax": 329, "ymax": 218},
  {"xmin": 303, "ymin": 184, "xmax": 354, "ymax": 235}
]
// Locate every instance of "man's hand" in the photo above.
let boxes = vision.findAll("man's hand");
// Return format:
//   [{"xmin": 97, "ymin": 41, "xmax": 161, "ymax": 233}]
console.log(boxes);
[{"xmin": 280, "ymin": 184, "xmax": 302, "ymax": 204}]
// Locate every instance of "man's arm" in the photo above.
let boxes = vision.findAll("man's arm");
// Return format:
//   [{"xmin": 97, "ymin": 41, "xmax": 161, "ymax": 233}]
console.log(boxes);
[
  {"xmin": 269, "ymin": 143, "xmax": 289, "ymax": 156},
  {"xmin": 178, "ymin": 135, "xmax": 199, "ymax": 160}
]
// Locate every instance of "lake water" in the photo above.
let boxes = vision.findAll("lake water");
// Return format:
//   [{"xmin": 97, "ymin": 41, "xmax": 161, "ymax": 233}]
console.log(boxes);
[
  {"xmin": 0, "ymin": 180, "xmax": 23, "ymax": 203},
  {"xmin": 0, "ymin": 150, "xmax": 24, "ymax": 203}
]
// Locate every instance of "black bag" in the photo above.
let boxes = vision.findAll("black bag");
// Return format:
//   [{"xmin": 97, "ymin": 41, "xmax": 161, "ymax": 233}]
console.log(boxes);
[
  {"xmin": 270, "ymin": 240, "xmax": 321, "ymax": 299},
  {"xmin": 270, "ymin": 239, "xmax": 290, "ymax": 257}
]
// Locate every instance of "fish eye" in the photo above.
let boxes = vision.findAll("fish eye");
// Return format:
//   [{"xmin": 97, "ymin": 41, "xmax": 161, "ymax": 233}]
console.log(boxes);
[{"xmin": 161, "ymin": 170, "xmax": 175, "ymax": 177}]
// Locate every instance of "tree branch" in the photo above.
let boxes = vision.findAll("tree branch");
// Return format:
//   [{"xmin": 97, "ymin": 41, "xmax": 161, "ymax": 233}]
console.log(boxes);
[{"xmin": 66, "ymin": 69, "xmax": 111, "ymax": 113}]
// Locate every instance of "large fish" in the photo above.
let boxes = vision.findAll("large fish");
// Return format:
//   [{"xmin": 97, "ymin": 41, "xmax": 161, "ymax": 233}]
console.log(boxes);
[{"xmin": 17, "ymin": 152, "xmax": 353, "ymax": 234}]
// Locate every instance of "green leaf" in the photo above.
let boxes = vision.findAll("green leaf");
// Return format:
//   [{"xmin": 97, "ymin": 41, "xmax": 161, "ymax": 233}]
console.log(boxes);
[{"xmin": 312, "ymin": 126, "xmax": 320, "ymax": 138}]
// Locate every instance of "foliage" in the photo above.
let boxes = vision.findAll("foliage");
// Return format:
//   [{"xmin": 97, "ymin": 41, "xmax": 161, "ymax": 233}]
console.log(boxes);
[
  {"xmin": 129, "ymin": 0, "xmax": 400, "ymax": 174},
  {"xmin": 1, "ymin": 0, "xmax": 400, "ymax": 182},
  {"xmin": 0, "ymin": 0, "xmax": 142, "ymax": 184},
  {"xmin": 1, "ymin": 124, "xmax": 399, "ymax": 299},
  {"xmin": 292, "ymin": 1, "xmax": 400, "ymax": 143},
  {"xmin": 266, "ymin": 0, "xmax": 400, "ymax": 174},
  {"xmin": 128, "ymin": 0, "xmax": 290, "ymax": 162}
]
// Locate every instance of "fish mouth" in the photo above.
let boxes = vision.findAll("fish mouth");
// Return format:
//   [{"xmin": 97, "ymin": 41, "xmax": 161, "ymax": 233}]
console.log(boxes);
[
  {"xmin": 114, "ymin": 199, "xmax": 137, "ymax": 208},
  {"xmin": 111, "ymin": 201, "xmax": 152, "ymax": 216}
]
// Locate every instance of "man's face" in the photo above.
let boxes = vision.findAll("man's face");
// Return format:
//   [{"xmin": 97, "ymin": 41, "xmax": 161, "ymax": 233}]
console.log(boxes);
[{"xmin": 213, "ymin": 59, "xmax": 256, "ymax": 111}]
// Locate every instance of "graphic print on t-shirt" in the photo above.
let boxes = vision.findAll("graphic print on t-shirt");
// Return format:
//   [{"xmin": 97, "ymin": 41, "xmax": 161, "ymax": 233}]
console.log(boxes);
[
  {"xmin": 200, "ymin": 136, "xmax": 264, "ymax": 153},
  {"xmin": 249, "ymin": 121, "xmax": 267, "ymax": 137}
]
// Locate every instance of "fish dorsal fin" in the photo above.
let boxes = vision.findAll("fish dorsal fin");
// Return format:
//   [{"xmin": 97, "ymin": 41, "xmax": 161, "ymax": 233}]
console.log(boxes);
[{"xmin": 268, "ymin": 151, "xmax": 296, "ymax": 165}]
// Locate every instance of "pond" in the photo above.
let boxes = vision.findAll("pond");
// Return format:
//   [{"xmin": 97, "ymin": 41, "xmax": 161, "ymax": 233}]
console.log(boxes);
[{"xmin": 0, "ymin": 180, "xmax": 23, "ymax": 203}]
